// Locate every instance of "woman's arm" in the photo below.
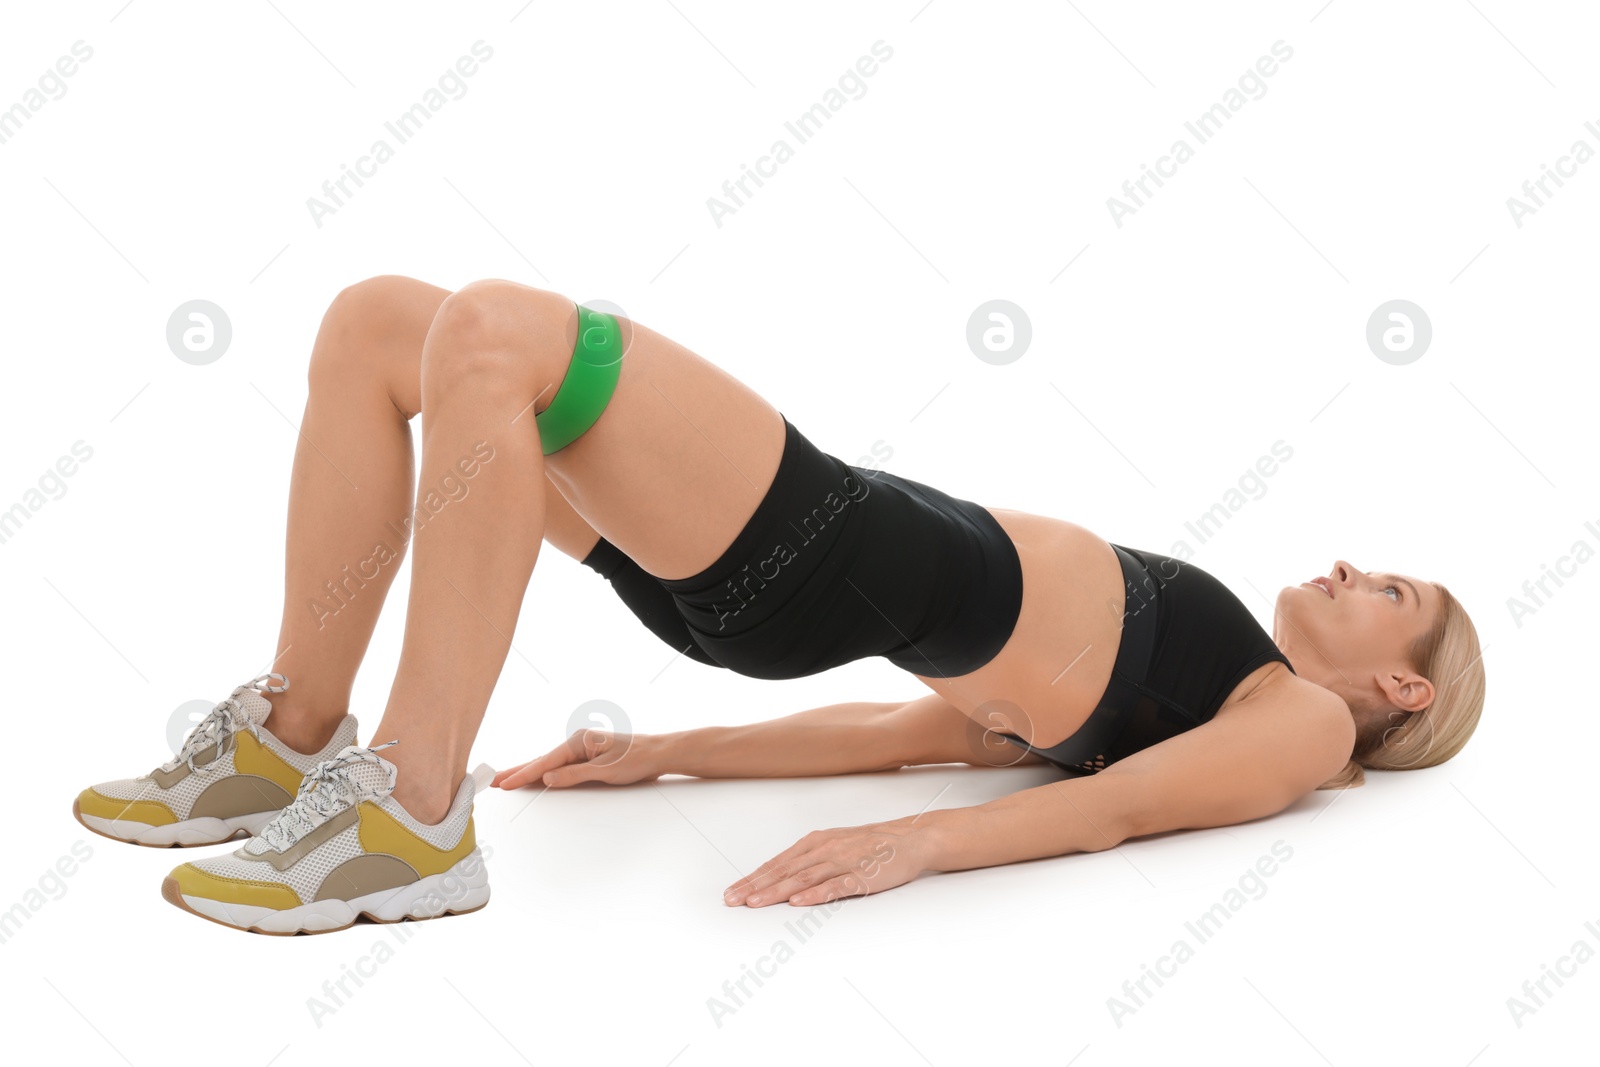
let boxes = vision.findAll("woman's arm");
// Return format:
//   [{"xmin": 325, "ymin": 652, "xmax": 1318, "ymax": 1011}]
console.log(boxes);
[
  {"xmin": 724, "ymin": 681, "xmax": 1355, "ymax": 906},
  {"xmin": 651, "ymin": 699, "xmax": 910, "ymax": 779},
  {"xmin": 493, "ymin": 692, "xmax": 1045, "ymax": 790},
  {"xmin": 655, "ymin": 692, "xmax": 1047, "ymax": 779},
  {"xmin": 922, "ymin": 685, "xmax": 1353, "ymax": 870}
]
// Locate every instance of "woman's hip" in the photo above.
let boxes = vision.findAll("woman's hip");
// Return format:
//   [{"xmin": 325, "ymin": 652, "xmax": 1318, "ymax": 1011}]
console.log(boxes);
[{"xmin": 656, "ymin": 417, "xmax": 1023, "ymax": 680}]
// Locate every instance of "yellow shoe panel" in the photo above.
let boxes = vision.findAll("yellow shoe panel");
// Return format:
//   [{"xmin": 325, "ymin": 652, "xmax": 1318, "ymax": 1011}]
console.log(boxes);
[
  {"xmin": 77, "ymin": 789, "xmax": 176, "ymax": 826},
  {"xmin": 170, "ymin": 863, "xmax": 301, "ymax": 910},
  {"xmin": 357, "ymin": 802, "xmax": 475, "ymax": 878},
  {"xmin": 233, "ymin": 731, "xmax": 309, "ymax": 795}
]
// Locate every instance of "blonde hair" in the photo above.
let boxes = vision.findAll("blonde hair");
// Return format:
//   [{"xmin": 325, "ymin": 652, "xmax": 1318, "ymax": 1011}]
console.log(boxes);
[{"xmin": 1317, "ymin": 582, "xmax": 1485, "ymax": 789}]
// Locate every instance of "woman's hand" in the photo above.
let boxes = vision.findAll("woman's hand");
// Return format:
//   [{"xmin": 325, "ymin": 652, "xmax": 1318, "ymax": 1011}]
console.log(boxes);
[
  {"xmin": 492, "ymin": 729, "xmax": 664, "ymax": 789},
  {"xmin": 723, "ymin": 816, "xmax": 934, "ymax": 908}
]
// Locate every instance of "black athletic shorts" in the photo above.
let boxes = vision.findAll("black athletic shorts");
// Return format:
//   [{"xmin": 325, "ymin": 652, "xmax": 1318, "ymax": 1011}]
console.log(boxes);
[{"xmin": 586, "ymin": 414, "xmax": 1024, "ymax": 681}]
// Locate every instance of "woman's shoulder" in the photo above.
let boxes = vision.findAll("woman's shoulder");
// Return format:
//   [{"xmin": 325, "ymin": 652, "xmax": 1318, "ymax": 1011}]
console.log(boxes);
[{"xmin": 1217, "ymin": 660, "xmax": 1347, "ymax": 726}]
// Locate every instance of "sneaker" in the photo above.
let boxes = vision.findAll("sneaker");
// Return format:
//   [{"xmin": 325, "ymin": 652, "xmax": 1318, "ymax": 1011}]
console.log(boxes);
[
  {"xmin": 161, "ymin": 743, "xmax": 492, "ymax": 935},
  {"xmin": 74, "ymin": 674, "xmax": 358, "ymax": 848}
]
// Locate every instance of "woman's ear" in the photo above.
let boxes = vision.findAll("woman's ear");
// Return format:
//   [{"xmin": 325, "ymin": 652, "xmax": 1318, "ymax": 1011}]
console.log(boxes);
[{"xmin": 1380, "ymin": 669, "xmax": 1435, "ymax": 714}]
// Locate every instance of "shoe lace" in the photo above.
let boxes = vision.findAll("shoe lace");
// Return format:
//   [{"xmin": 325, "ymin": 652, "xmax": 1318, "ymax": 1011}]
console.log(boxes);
[
  {"xmin": 259, "ymin": 741, "xmax": 397, "ymax": 852},
  {"xmin": 156, "ymin": 673, "xmax": 289, "ymax": 777}
]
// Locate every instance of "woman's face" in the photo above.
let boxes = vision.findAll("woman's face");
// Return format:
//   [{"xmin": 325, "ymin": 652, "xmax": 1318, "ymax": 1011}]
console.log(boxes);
[{"xmin": 1274, "ymin": 560, "xmax": 1441, "ymax": 714}]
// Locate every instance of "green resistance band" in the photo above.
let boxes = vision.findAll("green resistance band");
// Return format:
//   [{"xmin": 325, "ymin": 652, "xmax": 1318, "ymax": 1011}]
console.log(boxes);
[{"xmin": 536, "ymin": 305, "xmax": 624, "ymax": 455}]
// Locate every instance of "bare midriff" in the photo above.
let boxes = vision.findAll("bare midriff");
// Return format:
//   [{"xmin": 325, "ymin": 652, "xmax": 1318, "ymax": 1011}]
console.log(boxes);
[
  {"xmin": 910, "ymin": 509, "xmax": 1127, "ymax": 749},
  {"xmin": 913, "ymin": 508, "xmax": 1295, "ymax": 750}
]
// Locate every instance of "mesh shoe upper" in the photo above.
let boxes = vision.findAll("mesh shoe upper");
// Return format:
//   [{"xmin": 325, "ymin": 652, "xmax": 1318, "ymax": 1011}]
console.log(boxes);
[
  {"xmin": 175, "ymin": 745, "xmax": 480, "ymax": 907},
  {"xmin": 80, "ymin": 675, "xmax": 357, "ymax": 825}
]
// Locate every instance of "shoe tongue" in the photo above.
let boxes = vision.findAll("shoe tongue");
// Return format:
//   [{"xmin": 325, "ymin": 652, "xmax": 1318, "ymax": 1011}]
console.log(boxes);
[{"xmin": 331, "ymin": 745, "xmax": 398, "ymax": 798}]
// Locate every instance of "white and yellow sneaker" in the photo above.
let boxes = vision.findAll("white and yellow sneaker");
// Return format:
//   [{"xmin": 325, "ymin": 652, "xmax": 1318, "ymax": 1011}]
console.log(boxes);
[
  {"xmin": 162, "ymin": 744, "xmax": 491, "ymax": 936},
  {"xmin": 74, "ymin": 674, "xmax": 358, "ymax": 848}
]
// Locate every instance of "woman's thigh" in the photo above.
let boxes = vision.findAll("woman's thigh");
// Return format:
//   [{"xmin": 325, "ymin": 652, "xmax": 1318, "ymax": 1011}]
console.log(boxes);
[{"xmin": 531, "ymin": 302, "xmax": 787, "ymax": 582}]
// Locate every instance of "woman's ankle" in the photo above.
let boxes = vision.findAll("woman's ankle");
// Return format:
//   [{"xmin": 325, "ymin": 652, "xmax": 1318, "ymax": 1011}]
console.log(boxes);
[
  {"xmin": 389, "ymin": 776, "xmax": 455, "ymax": 826},
  {"xmin": 261, "ymin": 690, "xmax": 345, "ymax": 755}
]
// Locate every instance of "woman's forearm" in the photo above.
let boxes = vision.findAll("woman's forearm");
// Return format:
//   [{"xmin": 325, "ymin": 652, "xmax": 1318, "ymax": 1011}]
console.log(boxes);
[
  {"xmin": 918, "ymin": 775, "xmax": 1134, "ymax": 872},
  {"xmin": 654, "ymin": 701, "xmax": 909, "ymax": 779}
]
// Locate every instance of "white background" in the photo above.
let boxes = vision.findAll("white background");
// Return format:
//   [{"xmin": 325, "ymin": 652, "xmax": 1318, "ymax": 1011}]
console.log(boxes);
[{"xmin": 1, "ymin": 1, "xmax": 1595, "ymax": 1064}]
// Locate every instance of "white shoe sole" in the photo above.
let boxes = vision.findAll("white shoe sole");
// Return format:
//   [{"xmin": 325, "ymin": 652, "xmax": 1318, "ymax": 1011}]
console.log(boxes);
[
  {"xmin": 75, "ymin": 803, "xmax": 277, "ymax": 847},
  {"xmin": 163, "ymin": 848, "xmax": 491, "ymax": 935}
]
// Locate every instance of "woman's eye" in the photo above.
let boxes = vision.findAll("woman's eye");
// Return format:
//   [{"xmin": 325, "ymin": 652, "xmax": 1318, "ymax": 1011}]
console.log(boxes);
[{"xmin": 1383, "ymin": 585, "xmax": 1400, "ymax": 601}]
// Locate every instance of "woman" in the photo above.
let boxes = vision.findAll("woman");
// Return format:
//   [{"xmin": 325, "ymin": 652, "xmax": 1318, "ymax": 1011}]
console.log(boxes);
[{"xmin": 73, "ymin": 276, "xmax": 1486, "ymax": 935}]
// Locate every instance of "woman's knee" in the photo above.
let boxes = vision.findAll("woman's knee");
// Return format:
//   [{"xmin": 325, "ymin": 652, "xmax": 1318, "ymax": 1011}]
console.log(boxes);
[
  {"xmin": 309, "ymin": 274, "xmax": 448, "ymax": 414},
  {"xmin": 422, "ymin": 279, "xmax": 576, "ymax": 401}
]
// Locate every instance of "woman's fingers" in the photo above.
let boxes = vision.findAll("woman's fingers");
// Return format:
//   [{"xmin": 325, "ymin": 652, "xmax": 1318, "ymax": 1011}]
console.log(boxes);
[
  {"xmin": 749, "ymin": 867, "xmax": 871, "ymax": 907},
  {"xmin": 725, "ymin": 824, "xmax": 920, "ymax": 906},
  {"xmin": 788, "ymin": 873, "xmax": 871, "ymax": 907},
  {"xmin": 494, "ymin": 749, "xmax": 570, "ymax": 789},
  {"xmin": 490, "ymin": 759, "xmax": 538, "ymax": 788},
  {"xmin": 542, "ymin": 760, "xmax": 607, "ymax": 788},
  {"xmin": 725, "ymin": 836, "xmax": 824, "ymax": 905},
  {"xmin": 738, "ymin": 861, "xmax": 845, "ymax": 907},
  {"xmin": 493, "ymin": 763, "xmax": 548, "ymax": 790},
  {"xmin": 494, "ymin": 731, "xmax": 656, "ymax": 790},
  {"xmin": 492, "ymin": 734, "xmax": 593, "ymax": 789}
]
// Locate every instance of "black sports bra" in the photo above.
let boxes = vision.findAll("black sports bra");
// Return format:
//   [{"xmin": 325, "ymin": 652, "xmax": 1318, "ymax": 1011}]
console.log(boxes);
[{"xmin": 999, "ymin": 543, "xmax": 1294, "ymax": 774}]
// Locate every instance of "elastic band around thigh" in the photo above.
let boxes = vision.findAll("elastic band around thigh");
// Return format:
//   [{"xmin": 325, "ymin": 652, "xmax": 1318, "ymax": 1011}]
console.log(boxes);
[{"xmin": 536, "ymin": 304, "xmax": 623, "ymax": 455}]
